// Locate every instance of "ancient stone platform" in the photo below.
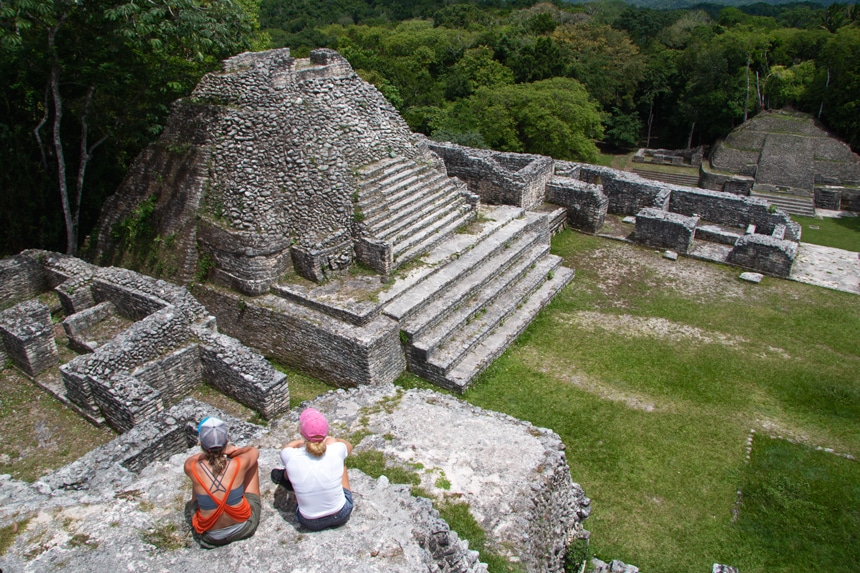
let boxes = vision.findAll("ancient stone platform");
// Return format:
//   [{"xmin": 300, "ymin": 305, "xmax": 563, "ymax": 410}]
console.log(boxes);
[{"xmin": 0, "ymin": 386, "xmax": 590, "ymax": 573}]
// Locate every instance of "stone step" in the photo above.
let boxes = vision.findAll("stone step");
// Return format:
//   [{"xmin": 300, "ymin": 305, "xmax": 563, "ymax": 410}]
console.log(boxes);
[
  {"xmin": 375, "ymin": 186, "xmax": 466, "ymax": 243},
  {"xmin": 428, "ymin": 260, "xmax": 574, "ymax": 393},
  {"xmin": 404, "ymin": 231, "xmax": 547, "ymax": 343},
  {"xmin": 383, "ymin": 212, "xmax": 543, "ymax": 321},
  {"xmin": 357, "ymin": 159, "xmax": 423, "ymax": 199},
  {"xmin": 355, "ymin": 155, "xmax": 410, "ymax": 184},
  {"xmin": 393, "ymin": 204, "xmax": 476, "ymax": 266},
  {"xmin": 375, "ymin": 205, "xmax": 527, "ymax": 306},
  {"xmin": 752, "ymin": 192, "xmax": 816, "ymax": 217},
  {"xmin": 364, "ymin": 175, "xmax": 453, "ymax": 233},
  {"xmin": 443, "ymin": 264, "xmax": 575, "ymax": 392},
  {"xmin": 632, "ymin": 168, "xmax": 700, "ymax": 188},
  {"xmin": 407, "ymin": 240, "xmax": 550, "ymax": 358}
]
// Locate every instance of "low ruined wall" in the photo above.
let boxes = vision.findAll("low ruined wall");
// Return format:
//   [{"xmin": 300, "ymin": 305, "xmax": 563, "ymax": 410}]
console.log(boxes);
[
  {"xmin": 36, "ymin": 399, "xmax": 262, "ymax": 492},
  {"xmin": 635, "ymin": 208, "xmax": 698, "ymax": 254},
  {"xmin": 0, "ymin": 300, "xmax": 59, "ymax": 377},
  {"xmin": 193, "ymin": 285, "xmax": 405, "ymax": 387},
  {"xmin": 669, "ymin": 187, "xmax": 769, "ymax": 229},
  {"xmin": 728, "ymin": 235, "xmax": 798, "ymax": 278},
  {"xmin": 0, "ymin": 254, "xmax": 45, "ymax": 309},
  {"xmin": 545, "ymin": 176, "xmax": 607, "ymax": 233},
  {"xmin": 575, "ymin": 166, "xmax": 670, "ymax": 216},
  {"xmin": 197, "ymin": 329, "xmax": 290, "ymax": 419},
  {"xmin": 699, "ymin": 162, "xmax": 755, "ymax": 194},
  {"xmin": 132, "ymin": 344, "xmax": 202, "ymax": 406},
  {"xmin": 815, "ymin": 187, "xmax": 842, "ymax": 210},
  {"xmin": 427, "ymin": 141, "xmax": 552, "ymax": 210}
]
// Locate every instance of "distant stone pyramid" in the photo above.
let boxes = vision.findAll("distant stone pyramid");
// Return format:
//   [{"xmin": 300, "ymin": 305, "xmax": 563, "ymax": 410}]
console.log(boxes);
[
  {"xmin": 94, "ymin": 48, "xmax": 474, "ymax": 294},
  {"xmin": 703, "ymin": 110, "xmax": 860, "ymax": 215}
]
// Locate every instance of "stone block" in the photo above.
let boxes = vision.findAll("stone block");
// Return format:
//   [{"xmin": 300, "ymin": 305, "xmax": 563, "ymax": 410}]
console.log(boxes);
[
  {"xmin": 0, "ymin": 300, "xmax": 58, "ymax": 377},
  {"xmin": 728, "ymin": 234, "xmax": 797, "ymax": 278},
  {"xmin": 0, "ymin": 254, "xmax": 46, "ymax": 308},
  {"xmin": 634, "ymin": 208, "xmax": 698, "ymax": 255},
  {"xmin": 815, "ymin": 186, "xmax": 843, "ymax": 210},
  {"xmin": 545, "ymin": 177, "xmax": 607, "ymax": 233}
]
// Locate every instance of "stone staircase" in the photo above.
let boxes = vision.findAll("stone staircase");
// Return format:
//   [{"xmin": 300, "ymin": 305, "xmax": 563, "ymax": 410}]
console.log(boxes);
[
  {"xmin": 381, "ymin": 205, "xmax": 574, "ymax": 393},
  {"xmin": 632, "ymin": 167, "xmax": 700, "ymax": 188},
  {"xmin": 355, "ymin": 156, "xmax": 476, "ymax": 271},
  {"xmin": 751, "ymin": 190, "xmax": 816, "ymax": 217}
]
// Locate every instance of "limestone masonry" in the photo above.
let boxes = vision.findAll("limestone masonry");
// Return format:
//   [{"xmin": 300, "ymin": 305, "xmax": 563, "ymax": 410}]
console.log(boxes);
[{"xmin": 2, "ymin": 47, "xmax": 833, "ymax": 573}]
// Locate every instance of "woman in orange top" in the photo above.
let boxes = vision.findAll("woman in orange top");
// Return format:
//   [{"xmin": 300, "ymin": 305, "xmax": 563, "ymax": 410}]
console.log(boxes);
[{"xmin": 184, "ymin": 417, "xmax": 261, "ymax": 548}]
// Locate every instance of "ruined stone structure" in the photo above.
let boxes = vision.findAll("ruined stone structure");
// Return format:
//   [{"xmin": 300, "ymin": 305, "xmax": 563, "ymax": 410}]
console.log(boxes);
[
  {"xmin": 547, "ymin": 161, "xmax": 801, "ymax": 278},
  {"xmin": 0, "ymin": 386, "xmax": 592, "ymax": 573},
  {"xmin": 701, "ymin": 110, "xmax": 860, "ymax": 215},
  {"xmin": 0, "ymin": 250, "xmax": 288, "ymax": 430},
  {"xmin": 93, "ymin": 49, "xmax": 574, "ymax": 393},
  {"xmin": 95, "ymin": 48, "xmax": 477, "ymax": 292},
  {"xmin": 633, "ymin": 146, "xmax": 704, "ymax": 168}
]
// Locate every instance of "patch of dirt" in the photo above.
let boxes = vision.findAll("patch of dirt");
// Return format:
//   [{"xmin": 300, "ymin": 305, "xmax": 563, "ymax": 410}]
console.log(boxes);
[
  {"xmin": 519, "ymin": 347, "xmax": 667, "ymax": 413},
  {"xmin": 555, "ymin": 311, "xmax": 748, "ymax": 348},
  {"xmin": 572, "ymin": 241, "xmax": 751, "ymax": 304}
]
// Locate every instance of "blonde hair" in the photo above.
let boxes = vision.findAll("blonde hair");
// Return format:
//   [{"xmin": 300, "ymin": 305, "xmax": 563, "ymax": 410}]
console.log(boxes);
[
  {"xmin": 204, "ymin": 447, "xmax": 228, "ymax": 475},
  {"xmin": 305, "ymin": 440, "xmax": 327, "ymax": 457}
]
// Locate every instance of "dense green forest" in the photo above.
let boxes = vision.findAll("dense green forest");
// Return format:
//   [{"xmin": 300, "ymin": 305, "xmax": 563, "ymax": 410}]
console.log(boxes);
[{"xmin": 1, "ymin": 0, "xmax": 859, "ymax": 257}]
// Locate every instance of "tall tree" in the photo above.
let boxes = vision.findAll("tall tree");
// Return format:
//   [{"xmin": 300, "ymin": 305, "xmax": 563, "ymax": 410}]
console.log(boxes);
[{"xmin": 0, "ymin": 0, "xmax": 255, "ymax": 255}]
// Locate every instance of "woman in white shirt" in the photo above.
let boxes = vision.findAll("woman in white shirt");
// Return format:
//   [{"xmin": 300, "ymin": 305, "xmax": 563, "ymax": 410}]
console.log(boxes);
[{"xmin": 274, "ymin": 407, "xmax": 354, "ymax": 530}]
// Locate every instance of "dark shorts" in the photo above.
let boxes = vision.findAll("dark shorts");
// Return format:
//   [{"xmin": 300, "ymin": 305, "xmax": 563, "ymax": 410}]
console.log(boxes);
[
  {"xmin": 187, "ymin": 493, "xmax": 261, "ymax": 549},
  {"xmin": 296, "ymin": 488, "xmax": 353, "ymax": 531}
]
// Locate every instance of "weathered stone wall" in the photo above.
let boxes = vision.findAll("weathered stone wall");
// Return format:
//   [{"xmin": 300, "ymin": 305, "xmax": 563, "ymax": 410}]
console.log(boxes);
[
  {"xmin": 197, "ymin": 329, "xmax": 290, "ymax": 419},
  {"xmin": 545, "ymin": 176, "xmax": 607, "ymax": 233},
  {"xmin": 634, "ymin": 208, "xmax": 698, "ymax": 254},
  {"xmin": 132, "ymin": 344, "xmax": 202, "ymax": 407},
  {"xmin": 0, "ymin": 254, "xmax": 45, "ymax": 309},
  {"xmin": 427, "ymin": 141, "xmax": 553, "ymax": 210},
  {"xmin": 699, "ymin": 162, "xmax": 755, "ymax": 194},
  {"xmin": 193, "ymin": 284, "xmax": 404, "ymax": 387},
  {"xmin": 669, "ymin": 187, "xmax": 767, "ymax": 229},
  {"xmin": 571, "ymin": 165, "xmax": 670, "ymax": 216},
  {"xmin": 814, "ymin": 186, "xmax": 842, "ymax": 210},
  {"xmin": 728, "ymin": 234, "xmax": 798, "ymax": 278},
  {"xmin": 633, "ymin": 146, "xmax": 703, "ymax": 167},
  {"xmin": 94, "ymin": 48, "xmax": 438, "ymax": 292},
  {"xmin": 0, "ymin": 300, "xmax": 59, "ymax": 376}
]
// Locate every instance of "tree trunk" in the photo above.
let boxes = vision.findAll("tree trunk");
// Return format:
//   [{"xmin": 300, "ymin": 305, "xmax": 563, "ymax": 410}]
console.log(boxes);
[
  {"xmin": 646, "ymin": 100, "xmax": 654, "ymax": 150},
  {"xmin": 49, "ymin": 64, "xmax": 76, "ymax": 256},
  {"xmin": 744, "ymin": 54, "xmax": 751, "ymax": 122},
  {"xmin": 687, "ymin": 122, "xmax": 695, "ymax": 150},
  {"xmin": 74, "ymin": 85, "xmax": 107, "ymax": 244}
]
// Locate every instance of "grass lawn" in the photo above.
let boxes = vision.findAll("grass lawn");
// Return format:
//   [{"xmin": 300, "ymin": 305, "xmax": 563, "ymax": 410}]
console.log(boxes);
[
  {"xmin": 458, "ymin": 230, "xmax": 860, "ymax": 573},
  {"xmin": 793, "ymin": 214, "xmax": 860, "ymax": 251}
]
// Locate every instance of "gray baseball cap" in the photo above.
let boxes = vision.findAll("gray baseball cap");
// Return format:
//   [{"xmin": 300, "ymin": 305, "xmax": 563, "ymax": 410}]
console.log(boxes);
[{"xmin": 198, "ymin": 417, "xmax": 229, "ymax": 451}]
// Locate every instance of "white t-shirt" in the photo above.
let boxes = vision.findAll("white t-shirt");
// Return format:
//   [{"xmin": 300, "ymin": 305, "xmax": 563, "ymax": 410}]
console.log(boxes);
[{"xmin": 280, "ymin": 442, "xmax": 347, "ymax": 519}]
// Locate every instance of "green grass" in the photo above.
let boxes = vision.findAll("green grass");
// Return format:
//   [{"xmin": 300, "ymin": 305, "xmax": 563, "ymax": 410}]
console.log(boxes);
[
  {"xmin": 436, "ymin": 499, "xmax": 522, "ymax": 573},
  {"xmin": 729, "ymin": 436, "xmax": 860, "ymax": 571},
  {"xmin": 793, "ymin": 215, "xmax": 860, "ymax": 251},
  {"xmin": 269, "ymin": 361, "xmax": 333, "ymax": 409},
  {"xmin": 454, "ymin": 229, "xmax": 860, "ymax": 573},
  {"xmin": 0, "ymin": 518, "xmax": 31, "ymax": 556}
]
